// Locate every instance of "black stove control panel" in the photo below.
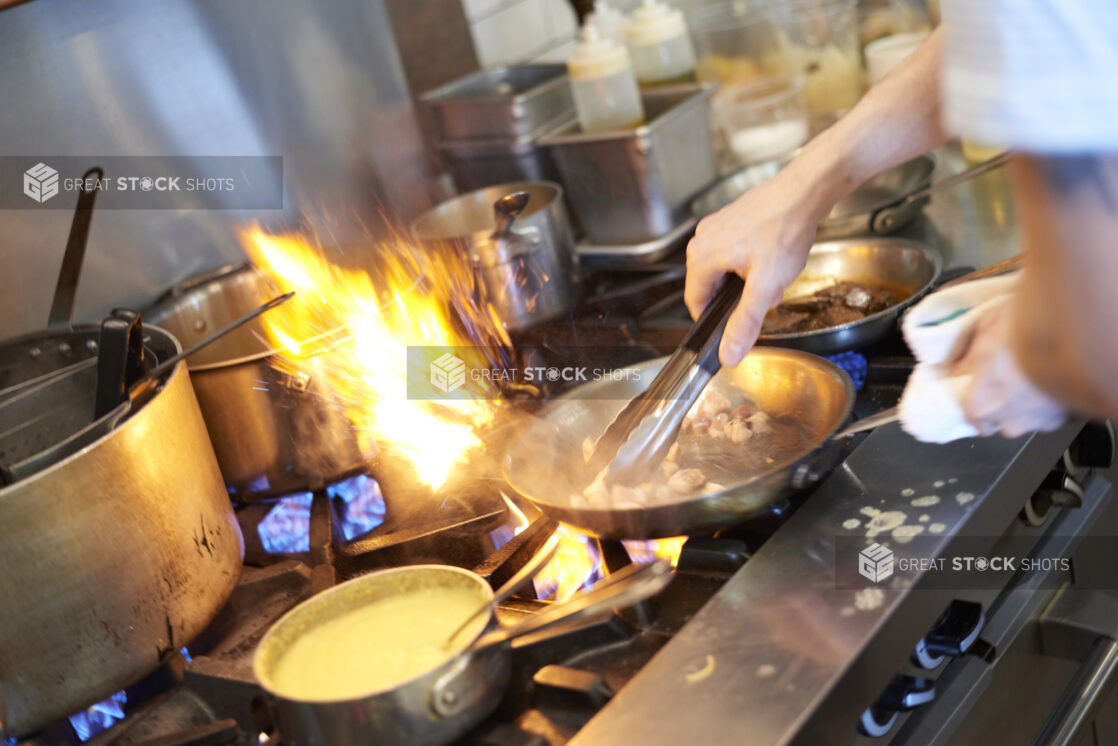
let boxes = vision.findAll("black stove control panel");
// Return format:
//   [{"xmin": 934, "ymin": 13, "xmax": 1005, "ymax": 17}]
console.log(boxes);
[{"xmin": 858, "ymin": 599, "xmax": 989, "ymax": 738}]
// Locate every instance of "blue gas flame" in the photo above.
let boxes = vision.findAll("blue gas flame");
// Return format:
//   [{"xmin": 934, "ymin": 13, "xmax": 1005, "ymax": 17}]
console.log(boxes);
[
  {"xmin": 825, "ymin": 351, "xmax": 868, "ymax": 390},
  {"xmin": 257, "ymin": 474, "xmax": 386, "ymax": 553},
  {"xmin": 68, "ymin": 691, "xmax": 126, "ymax": 741}
]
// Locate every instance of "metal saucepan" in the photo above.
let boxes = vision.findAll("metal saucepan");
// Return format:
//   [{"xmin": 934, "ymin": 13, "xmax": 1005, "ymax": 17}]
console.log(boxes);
[
  {"xmin": 758, "ymin": 237, "xmax": 942, "ymax": 354},
  {"xmin": 504, "ymin": 348, "xmax": 854, "ymax": 540},
  {"xmin": 144, "ymin": 262, "xmax": 373, "ymax": 500},
  {"xmin": 691, "ymin": 152, "xmax": 1010, "ymax": 238},
  {"xmin": 411, "ymin": 181, "xmax": 578, "ymax": 331},
  {"xmin": 0, "ymin": 326, "xmax": 243, "ymax": 738},
  {"xmin": 254, "ymin": 560, "xmax": 671, "ymax": 746}
]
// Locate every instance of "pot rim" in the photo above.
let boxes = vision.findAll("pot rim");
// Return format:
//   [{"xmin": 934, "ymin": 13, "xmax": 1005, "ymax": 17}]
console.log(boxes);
[
  {"xmin": 253, "ymin": 563, "xmax": 495, "ymax": 704},
  {"xmin": 0, "ymin": 324, "xmax": 184, "ymax": 498},
  {"xmin": 410, "ymin": 180, "xmax": 565, "ymax": 242}
]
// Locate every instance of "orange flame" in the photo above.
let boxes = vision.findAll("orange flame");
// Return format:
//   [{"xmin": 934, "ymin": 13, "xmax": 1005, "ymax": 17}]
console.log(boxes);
[
  {"xmin": 532, "ymin": 529, "xmax": 685, "ymax": 601},
  {"xmin": 239, "ymin": 225, "xmax": 509, "ymax": 489},
  {"xmin": 535, "ymin": 524, "xmax": 603, "ymax": 602},
  {"xmin": 499, "ymin": 492, "xmax": 685, "ymax": 600},
  {"xmin": 623, "ymin": 537, "xmax": 686, "ymax": 568}
]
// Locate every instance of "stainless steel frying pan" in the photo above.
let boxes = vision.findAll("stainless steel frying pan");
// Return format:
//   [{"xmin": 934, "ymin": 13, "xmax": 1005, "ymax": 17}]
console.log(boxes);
[
  {"xmin": 758, "ymin": 237, "xmax": 942, "ymax": 354},
  {"xmin": 503, "ymin": 348, "xmax": 854, "ymax": 540},
  {"xmin": 691, "ymin": 152, "xmax": 1010, "ymax": 239},
  {"xmin": 639, "ymin": 237, "xmax": 942, "ymax": 355}
]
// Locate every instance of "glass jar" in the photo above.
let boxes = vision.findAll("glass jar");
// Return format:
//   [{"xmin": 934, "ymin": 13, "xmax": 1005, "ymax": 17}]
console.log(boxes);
[
  {"xmin": 712, "ymin": 75, "xmax": 809, "ymax": 167},
  {"xmin": 688, "ymin": 0, "xmax": 862, "ymax": 131}
]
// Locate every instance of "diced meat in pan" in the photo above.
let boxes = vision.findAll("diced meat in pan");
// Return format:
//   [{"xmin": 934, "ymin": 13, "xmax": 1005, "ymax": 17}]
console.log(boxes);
[
  {"xmin": 762, "ymin": 307, "xmax": 811, "ymax": 334},
  {"xmin": 760, "ymin": 280, "xmax": 907, "ymax": 335},
  {"xmin": 668, "ymin": 468, "xmax": 707, "ymax": 494},
  {"xmin": 820, "ymin": 305, "xmax": 865, "ymax": 326}
]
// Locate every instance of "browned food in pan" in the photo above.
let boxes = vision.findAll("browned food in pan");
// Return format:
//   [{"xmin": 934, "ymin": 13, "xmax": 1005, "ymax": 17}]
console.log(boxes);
[{"xmin": 762, "ymin": 280, "xmax": 908, "ymax": 335}]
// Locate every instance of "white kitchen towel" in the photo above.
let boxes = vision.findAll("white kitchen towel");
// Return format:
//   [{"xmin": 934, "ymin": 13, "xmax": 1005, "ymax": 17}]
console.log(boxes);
[{"xmin": 897, "ymin": 272, "xmax": 1020, "ymax": 443}]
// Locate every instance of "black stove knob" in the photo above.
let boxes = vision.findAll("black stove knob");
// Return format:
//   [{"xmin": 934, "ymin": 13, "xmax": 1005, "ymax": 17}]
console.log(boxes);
[
  {"xmin": 912, "ymin": 600, "xmax": 985, "ymax": 668},
  {"xmin": 1022, "ymin": 472, "xmax": 1085, "ymax": 526},
  {"xmin": 878, "ymin": 675, "xmax": 936, "ymax": 711},
  {"xmin": 858, "ymin": 706, "xmax": 899, "ymax": 738},
  {"xmin": 1065, "ymin": 421, "xmax": 1115, "ymax": 474},
  {"xmin": 857, "ymin": 675, "xmax": 936, "ymax": 737}
]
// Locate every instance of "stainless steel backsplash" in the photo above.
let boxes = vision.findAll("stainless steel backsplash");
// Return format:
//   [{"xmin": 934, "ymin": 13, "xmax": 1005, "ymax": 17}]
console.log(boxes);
[{"xmin": 0, "ymin": 0, "xmax": 438, "ymax": 336}]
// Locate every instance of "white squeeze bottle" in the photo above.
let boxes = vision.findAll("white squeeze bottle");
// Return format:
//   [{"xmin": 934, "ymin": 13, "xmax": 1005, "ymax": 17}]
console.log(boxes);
[
  {"xmin": 566, "ymin": 24, "xmax": 646, "ymax": 133},
  {"xmin": 585, "ymin": 0, "xmax": 628, "ymax": 46},
  {"xmin": 625, "ymin": 0, "xmax": 696, "ymax": 87}
]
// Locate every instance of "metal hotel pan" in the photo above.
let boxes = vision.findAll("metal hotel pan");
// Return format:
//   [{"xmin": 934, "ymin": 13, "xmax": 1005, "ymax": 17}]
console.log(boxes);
[
  {"xmin": 759, "ymin": 237, "xmax": 943, "ymax": 354},
  {"xmin": 504, "ymin": 348, "xmax": 854, "ymax": 540}
]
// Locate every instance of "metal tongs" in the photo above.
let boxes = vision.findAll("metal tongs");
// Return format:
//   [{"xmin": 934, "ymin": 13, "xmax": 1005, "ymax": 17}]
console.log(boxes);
[{"xmin": 587, "ymin": 274, "xmax": 746, "ymax": 485}]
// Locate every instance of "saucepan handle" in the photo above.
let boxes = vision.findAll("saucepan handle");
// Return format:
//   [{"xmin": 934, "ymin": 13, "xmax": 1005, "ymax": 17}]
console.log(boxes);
[
  {"xmin": 870, "ymin": 151, "xmax": 1012, "ymax": 234},
  {"xmin": 469, "ymin": 560, "xmax": 672, "ymax": 653},
  {"xmin": 790, "ymin": 441, "xmax": 845, "ymax": 491}
]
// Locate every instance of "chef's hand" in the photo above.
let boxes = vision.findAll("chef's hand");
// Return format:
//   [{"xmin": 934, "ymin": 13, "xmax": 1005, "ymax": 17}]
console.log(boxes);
[
  {"xmin": 950, "ymin": 298, "xmax": 1068, "ymax": 437},
  {"xmin": 685, "ymin": 164, "xmax": 831, "ymax": 367}
]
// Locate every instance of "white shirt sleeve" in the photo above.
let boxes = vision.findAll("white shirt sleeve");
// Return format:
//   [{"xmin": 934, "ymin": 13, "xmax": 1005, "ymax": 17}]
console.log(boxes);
[{"xmin": 939, "ymin": 0, "xmax": 1118, "ymax": 153}]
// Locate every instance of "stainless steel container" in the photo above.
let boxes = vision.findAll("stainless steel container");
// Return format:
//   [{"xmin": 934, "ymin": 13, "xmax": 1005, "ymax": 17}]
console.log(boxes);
[
  {"xmin": 423, "ymin": 65, "xmax": 576, "ymax": 193},
  {"xmin": 145, "ymin": 264, "xmax": 374, "ymax": 499},
  {"xmin": 421, "ymin": 65, "xmax": 574, "ymax": 140},
  {"xmin": 539, "ymin": 85, "xmax": 718, "ymax": 245},
  {"xmin": 435, "ymin": 115, "xmax": 573, "ymax": 193},
  {"xmin": 0, "ymin": 327, "xmax": 243, "ymax": 737},
  {"xmin": 411, "ymin": 182, "xmax": 578, "ymax": 332}
]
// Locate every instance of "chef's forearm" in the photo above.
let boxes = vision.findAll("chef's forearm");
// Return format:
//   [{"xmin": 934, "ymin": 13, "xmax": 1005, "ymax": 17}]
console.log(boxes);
[
  {"xmin": 786, "ymin": 27, "xmax": 950, "ymax": 217},
  {"xmin": 1010, "ymin": 155, "xmax": 1118, "ymax": 420}
]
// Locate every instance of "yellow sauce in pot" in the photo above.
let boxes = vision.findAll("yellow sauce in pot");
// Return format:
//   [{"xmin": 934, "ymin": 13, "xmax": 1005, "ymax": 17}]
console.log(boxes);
[{"xmin": 269, "ymin": 585, "xmax": 488, "ymax": 701}]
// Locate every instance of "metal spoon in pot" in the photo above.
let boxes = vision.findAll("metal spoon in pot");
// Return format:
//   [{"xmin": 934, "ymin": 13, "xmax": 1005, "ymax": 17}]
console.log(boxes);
[
  {"xmin": 445, "ymin": 531, "xmax": 560, "ymax": 647},
  {"xmin": 492, "ymin": 190, "xmax": 530, "ymax": 238}
]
